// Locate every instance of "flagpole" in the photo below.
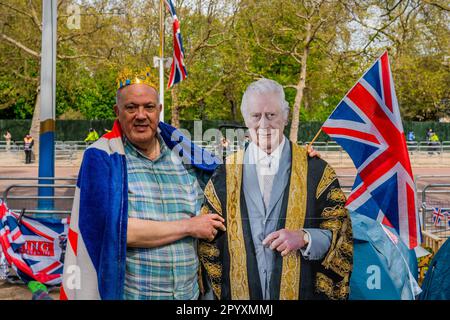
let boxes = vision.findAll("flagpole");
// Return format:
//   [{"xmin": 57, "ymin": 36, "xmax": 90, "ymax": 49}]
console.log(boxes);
[
  {"xmin": 308, "ymin": 128, "xmax": 322, "ymax": 148},
  {"xmin": 159, "ymin": 0, "xmax": 165, "ymax": 122}
]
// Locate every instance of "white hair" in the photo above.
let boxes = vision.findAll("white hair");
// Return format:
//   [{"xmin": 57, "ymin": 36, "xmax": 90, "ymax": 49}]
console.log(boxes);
[{"xmin": 240, "ymin": 78, "xmax": 290, "ymax": 121}]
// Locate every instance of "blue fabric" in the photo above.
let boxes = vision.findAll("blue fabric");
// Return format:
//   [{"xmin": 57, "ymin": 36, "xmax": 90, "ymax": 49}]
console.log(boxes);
[
  {"xmin": 362, "ymin": 60, "xmax": 383, "ymax": 99},
  {"xmin": 78, "ymin": 148, "xmax": 128, "ymax": 300},
  {"xmin": 349, "ymin": 211, "xmax": 419, "ymax": 300},
  {"xmin": 158, "ymin": 121, "xmax": 221, "ymax": 172},
  {"xmin": 419, "ymin": 238, "xmax": 450, "ymax": 300}
]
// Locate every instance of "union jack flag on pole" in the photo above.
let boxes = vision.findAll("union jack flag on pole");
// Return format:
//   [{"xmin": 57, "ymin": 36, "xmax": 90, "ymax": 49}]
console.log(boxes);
[
  {"xmin": 432, "ymin": 207, "xmax": 448, "ymax": 227},
  {"xmin": 164, "ymin": 0, "xmax": 188, "ymax": 88},
  {"xmin": 321, "ymin": 51, "xmax": 421, "ymax": 249}
]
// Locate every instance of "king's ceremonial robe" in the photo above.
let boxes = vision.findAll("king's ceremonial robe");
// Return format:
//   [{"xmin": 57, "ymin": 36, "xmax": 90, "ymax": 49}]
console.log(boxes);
[{"xmin": 199, "ymin": 140, "xmax": 353, "ymax": 300}]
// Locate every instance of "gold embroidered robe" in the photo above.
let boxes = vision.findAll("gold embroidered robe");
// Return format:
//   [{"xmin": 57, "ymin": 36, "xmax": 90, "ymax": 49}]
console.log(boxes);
[{"xmin": 199, "ymin": 142, "xmax": 353, "ymax": 300}]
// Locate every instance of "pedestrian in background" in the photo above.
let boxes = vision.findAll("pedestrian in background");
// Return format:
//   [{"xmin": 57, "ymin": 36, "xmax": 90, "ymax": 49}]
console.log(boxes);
[
  {"xmin": 430, "ymin": 132, "xmax": 440, "ymax": 154},
  {"xmin": 23, "ymin": 134, "xmax": 34, "ymax": 164},
  {"xmin": 407, "ymin": 131, "xmax": 416, "ymax": 154},
  {"xmin": 84, "ymin": 128, "xmax": 99, "ymax": 144},
  {"xmin": 426, "ymin": 128, "xmax": 434, "ymax": 141},
  {"xmin": 3, "ymin": 130, "xmax": 11, "ymax": 151}
]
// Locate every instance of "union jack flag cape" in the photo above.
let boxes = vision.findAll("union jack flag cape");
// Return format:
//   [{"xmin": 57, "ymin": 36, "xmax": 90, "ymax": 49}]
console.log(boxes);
[
  {"xmin": 164, "ymin": 0, "xmax": 188, "ymax": 88},
  {"xmin": 322, "ymin": 52, "xmax": 421, "ymax": 249},
  {"xmin": 60, "ymin": 120, "xmax": 219, "ymax": 300},
  {"xmin": 0, "ymin": 200, "xmax": 69, "ymax": 286}
]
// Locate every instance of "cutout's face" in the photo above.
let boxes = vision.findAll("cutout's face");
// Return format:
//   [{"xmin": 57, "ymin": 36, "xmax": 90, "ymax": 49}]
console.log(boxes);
[
  {"xmin": 244, "ymin": 93, "xmax": 287, "ymax": 154},
  {"xmin": 114, "ymin": 84, "xmax": 161, "ymax": 148}
]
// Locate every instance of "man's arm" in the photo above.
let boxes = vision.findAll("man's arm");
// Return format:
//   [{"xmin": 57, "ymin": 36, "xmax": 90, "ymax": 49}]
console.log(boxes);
[{"xmin": 127, "ymin": 213, "xmax": 226, "ymax": 248}]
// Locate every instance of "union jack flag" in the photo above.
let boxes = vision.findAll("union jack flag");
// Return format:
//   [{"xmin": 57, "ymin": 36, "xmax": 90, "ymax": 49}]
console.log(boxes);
[
  {"xmin": 164, "ymin": 0, "xmax": 188, "ymax": 88},
  {"xmin": 0, "ymin": 200, "xmax": 69, "ymax": 285},
  {"xmin": 322, "ymin": 51, "xmax": 421, "ymax": 249},
  {"xmin": 432, "ymin": 207, "xmax": 448, "ymax": 227}
]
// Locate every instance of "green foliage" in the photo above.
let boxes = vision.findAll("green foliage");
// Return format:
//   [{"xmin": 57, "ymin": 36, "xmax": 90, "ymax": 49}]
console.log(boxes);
[{"xmin": 0, "ymin": 0, "xmax": 448, "ymax": 125}]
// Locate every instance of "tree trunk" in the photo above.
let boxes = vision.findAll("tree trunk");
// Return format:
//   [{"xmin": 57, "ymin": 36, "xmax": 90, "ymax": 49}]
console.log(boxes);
[
  {"xmin": 230, "ymin": 99, "xmax": 237, "ymax": 121},
  {"xmin": 289, "ymin": 23, "xmax": 311, "ymax": 143},
  {"xmin": 30, "ymin": 86, "xmax": 41, "ymax": 160},
  {"xmin": 170, "ymin": 87, "xmax": 180, "ymax": 128},
  {"xmin": 199, "ymin": 99, "xmax": 206, "ymax": 120}
]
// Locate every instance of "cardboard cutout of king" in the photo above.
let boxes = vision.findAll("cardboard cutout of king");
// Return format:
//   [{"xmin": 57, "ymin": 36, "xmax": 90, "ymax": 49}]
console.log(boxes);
[{"xmin": 199, "ymin": 79, "xmax": 353, "ymax": 300}]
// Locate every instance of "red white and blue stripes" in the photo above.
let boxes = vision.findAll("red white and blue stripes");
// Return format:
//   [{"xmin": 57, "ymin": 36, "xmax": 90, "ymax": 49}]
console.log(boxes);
[
  {"xmin": 322, "ymin": 52, "xmax": 421, "ymax": 249},
  {"xmin": 60, "ymin": 120, "xmax": 127, "ymax": 300},
  {"xmin": 164, "ymin": 0, "xmax": 188, "ymax": 88},
  {"xmin": 0, "ymin": 201, "xmax": 68, "ymax": 286}
]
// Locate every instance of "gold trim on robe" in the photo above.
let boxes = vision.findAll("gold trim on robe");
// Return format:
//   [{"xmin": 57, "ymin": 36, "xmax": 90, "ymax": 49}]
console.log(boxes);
[
  {"xmin": 199, "ymin": 186, "xmax": 223, "ymax": 298},
  {"xmin": 204, "ymin": 180, "xmax": 223, "ymax": 216},
  {"xmin": 279, "ymin": 144, "xmax": 308, "ymax": 300},
  {"xmin": 225, "ymin": 150, "xmax": 250, "ymax": 299},
  {"xmin": 327, "ymin": 188, "xmax": 347, "ymax": 203},
  {"xmin": 316, "ymin": 165, "xmax": 337, "ymax": 199}
]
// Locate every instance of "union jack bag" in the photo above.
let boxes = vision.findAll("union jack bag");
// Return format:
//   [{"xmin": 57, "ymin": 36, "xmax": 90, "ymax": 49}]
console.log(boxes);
[{"xmin": 0, "ymin": 200, "xmax": 69, "ymax": 286}]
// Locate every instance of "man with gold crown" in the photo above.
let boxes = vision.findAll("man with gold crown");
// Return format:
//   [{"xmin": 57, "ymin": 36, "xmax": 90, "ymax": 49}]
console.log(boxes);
[
  {"xmin": 61, "ymin": 67, "xmax": 226, "ymax": 300},
  {"xmin": 198, "ymin": 78, "xmax": 353, "ymax": 300}
]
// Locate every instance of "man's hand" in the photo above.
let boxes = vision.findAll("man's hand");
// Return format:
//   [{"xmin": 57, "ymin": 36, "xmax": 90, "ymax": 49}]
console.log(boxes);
[
  {"xmin": 307, "ymin": 145, "xmax": 321, "ymax": 158},
  {"xmin": 262, "ymin": 229, "xmax": 306, "ymax": 256},
  {"xmin": 187, "ymin": 213, "xmax": 226, "ymax": 242}
]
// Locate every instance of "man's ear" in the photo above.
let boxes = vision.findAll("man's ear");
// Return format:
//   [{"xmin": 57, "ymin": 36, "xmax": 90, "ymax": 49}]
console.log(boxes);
[{"xmin": 114, "ymin": 105, "xmax": 119, "ymax": 117}]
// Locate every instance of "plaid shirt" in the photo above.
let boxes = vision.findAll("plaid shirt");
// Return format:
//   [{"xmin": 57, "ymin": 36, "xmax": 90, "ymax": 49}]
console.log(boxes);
[{"xmin": 123, "ymin": 135, "xmax": 204, "ymax": 300}]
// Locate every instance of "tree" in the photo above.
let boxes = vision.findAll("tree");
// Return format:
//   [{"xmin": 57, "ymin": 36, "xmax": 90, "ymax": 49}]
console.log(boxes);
[
  {"xmin": 344, "ymin": 0, "xmax": 450, "ymax": 120},
  {"xmin": 0, "ymin": 0, "xmax": 123, "ymax": 154},
  {"xmin": 166, "ymin": 0, "xmax": 240, "ymax": 127},
  {"xmin": 235, "ymin": 0, "xmax": 356, "ymax": 141},
  {"xmin": 0, "ymin": 0, "xmax": 448, "ymax": 133}
]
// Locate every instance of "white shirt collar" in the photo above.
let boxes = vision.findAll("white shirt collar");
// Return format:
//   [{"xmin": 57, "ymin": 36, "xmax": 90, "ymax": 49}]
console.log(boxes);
[
  {"xmin": 249, "ymin": 136, "xmax": 286, "ymax": 162},
  {"xmin": 248, "ymin": 136, "xmax": 286, "ymax": 196}
]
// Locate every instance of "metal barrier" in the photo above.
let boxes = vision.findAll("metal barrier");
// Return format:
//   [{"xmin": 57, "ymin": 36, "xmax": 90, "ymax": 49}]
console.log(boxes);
[
  {"xmin": 55, "ymin": 143, "xmax": 78, "ymax": 162},
  {"xmin": 420, "ymin": 183, "xmax": 450, "ymax": 249},
  {"xmin": 414, "ymin": 175, "xmax": 450, "ymax": 194},
  {"xmin": 3, "ymin": 184, "xmax": 76, "ymax": 216},
  {"xmin": 0, "ymin": 141, "xmax": 88, "ymax": 152},
  {"xmin": 8, "ymin": 138, "xmax": 437, "ymax": 165},
  {"xmin": 57, "ymin": 141, "xmax": 89, "ymax": 151},
  {"xmin": 299, "ymin": 140, "xmax": 450, "ymax": 154},
  {"xmin": 0, "ymin": 177, "xmax": 77, "ymax": 216},
  {"xmin": 0, "ymin": 141, "xmax": 23, "ymax": 153}
]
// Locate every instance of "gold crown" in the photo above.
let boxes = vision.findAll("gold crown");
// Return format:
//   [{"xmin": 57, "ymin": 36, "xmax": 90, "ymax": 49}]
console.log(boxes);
[{"xmin": 116, "ymin": 67, "xmax": 158, "ymax": 90}]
